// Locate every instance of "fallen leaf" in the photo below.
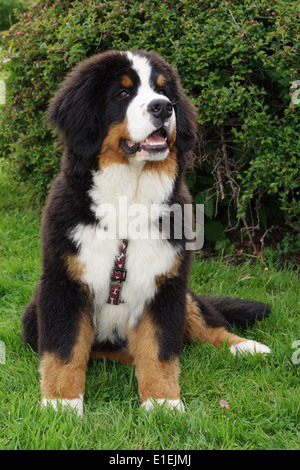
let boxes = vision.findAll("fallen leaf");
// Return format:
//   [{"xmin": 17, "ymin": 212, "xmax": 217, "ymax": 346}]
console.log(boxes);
[{"xmin": 219, "ymin": 399, "xmax": 231, "ymax": 410}]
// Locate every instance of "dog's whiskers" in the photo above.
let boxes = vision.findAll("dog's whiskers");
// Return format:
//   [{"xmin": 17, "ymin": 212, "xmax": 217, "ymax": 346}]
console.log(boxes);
[{"xmin": 171, "ymin": 98, "xmax": 181, "ymax": 106}]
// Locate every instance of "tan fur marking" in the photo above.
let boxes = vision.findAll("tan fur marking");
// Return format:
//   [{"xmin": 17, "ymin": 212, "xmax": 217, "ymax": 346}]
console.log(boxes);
[
  {"xmin": 98, "ymin": 120, "xmax": 131, "ymax": 167},
  {"xmin": 40, "ymin": 315, "xmax": 95, "ymax": 400},
  {"xmin": 127, "ymin": 311, "xmax": 181, "ymax": 404},
  {"xmin": 184, "ymin": 293, "xmax": 247, "ymax": 347},
  {"xmin": 121, "ymin": 75, "xmax": 133, "ymax": 88},
  {"xmin": 90, "ymin": 349, "xmax": 134, "ymax": 365},
  {"xmin": 157, "ymin": 74, "xmax": 165, "ymax": 87},
  {"xmin": 65, "ymin": 254, "xmax": 86, "ymax": 282}
]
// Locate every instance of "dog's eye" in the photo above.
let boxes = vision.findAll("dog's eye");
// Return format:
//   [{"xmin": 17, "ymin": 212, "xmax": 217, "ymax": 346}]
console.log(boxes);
[{"xmin": 119, "ymin": 90, "xmax": 130, "ymax": 99}]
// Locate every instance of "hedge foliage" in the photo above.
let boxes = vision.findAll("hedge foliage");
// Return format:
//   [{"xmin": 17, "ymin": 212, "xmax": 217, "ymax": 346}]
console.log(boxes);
[
  {"xmin": 1, "ymin": 0, "xmax": 299, "ymax": 259},
  {"xmin": 0, "ymin": 0, "xmax": 28, "ymax": 32}
]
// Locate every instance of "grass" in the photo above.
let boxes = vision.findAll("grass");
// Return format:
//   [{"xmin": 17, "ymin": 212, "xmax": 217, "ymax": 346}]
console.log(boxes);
[{"xmin": 0, "ymin": 159, "xmax": 299, "ymax": 450}]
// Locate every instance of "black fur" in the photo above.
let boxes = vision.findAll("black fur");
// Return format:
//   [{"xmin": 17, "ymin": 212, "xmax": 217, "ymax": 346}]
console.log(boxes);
[{"xmin": 208, "ymin": 297, "xmax": 271, "ymax": 327}]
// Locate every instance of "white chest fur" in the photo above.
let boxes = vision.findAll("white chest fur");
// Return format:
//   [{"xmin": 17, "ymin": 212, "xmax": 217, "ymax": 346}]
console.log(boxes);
[{"xmin": 69, "ymin": 163, "xmax": 178, "ymax": 344}]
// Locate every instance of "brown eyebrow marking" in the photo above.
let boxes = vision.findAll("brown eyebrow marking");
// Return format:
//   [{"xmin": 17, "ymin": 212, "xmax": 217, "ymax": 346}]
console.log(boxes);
[
  {"xmin": 157, "ymin": 74, "xmax": 165, "ymax": 87},
  {"xmin": 121, "ymin": 75, "xmax": 133, "ymax": 88}
]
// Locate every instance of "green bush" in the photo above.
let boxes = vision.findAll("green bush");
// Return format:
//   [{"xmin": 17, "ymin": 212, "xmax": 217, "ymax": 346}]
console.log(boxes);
[
  {"xmin": 0, "ymin": 0, "xmax": 28, "ymax": 32},
  {"xmin": 1, "ymin": 0, "xmax": 299, "ymax": 259}
]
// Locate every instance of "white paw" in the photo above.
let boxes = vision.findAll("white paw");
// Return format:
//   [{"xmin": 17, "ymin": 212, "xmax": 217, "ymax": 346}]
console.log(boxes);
[
  {"xmin": 41, "ymin": 394, "xmax": 84, "ymax": 419},
  {"xmin": 142, "ymin": 398, "xmax": 185, "ymax": 413},
  {"xmin": 230, "ymin": 340, "xmax": 271, "ymax": 356}
]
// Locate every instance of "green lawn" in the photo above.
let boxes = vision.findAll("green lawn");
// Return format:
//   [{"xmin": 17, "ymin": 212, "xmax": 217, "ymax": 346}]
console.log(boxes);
[{"xmin": 0, "ymin": 160, "xmax": 299, "ymax": 450}]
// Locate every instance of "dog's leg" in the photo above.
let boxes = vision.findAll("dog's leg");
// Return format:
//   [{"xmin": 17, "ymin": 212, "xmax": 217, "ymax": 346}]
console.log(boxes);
[
  {"xmin": 39, "ymin": 309, "xmax": 95, "ymax": 419},
  {"xmin": 184, "ymin": 292, "xmax": 271, "ymax": 355},
  {"xmin": 127, "ymin": 310, "xmax": 184, "ymax": 412}
]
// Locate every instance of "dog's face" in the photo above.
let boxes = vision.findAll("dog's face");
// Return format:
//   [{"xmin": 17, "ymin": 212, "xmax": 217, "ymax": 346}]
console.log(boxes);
[
  {"xmin": 115, "ymin": 51, "xmax": 176, "ymax": 163},
  {"xmin": 47, "ymin": 50, "xmax": 197, "ymax": 172}
]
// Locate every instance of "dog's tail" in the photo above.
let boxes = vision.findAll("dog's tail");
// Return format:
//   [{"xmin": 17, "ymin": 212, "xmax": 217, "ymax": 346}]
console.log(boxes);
[
  {"xmin": 184, "ymin": 291, "xmax": 271, "ymax": 350},
  {"xmin": 203, "ymin": 296, "xmax": 271, "ymax": 328}
]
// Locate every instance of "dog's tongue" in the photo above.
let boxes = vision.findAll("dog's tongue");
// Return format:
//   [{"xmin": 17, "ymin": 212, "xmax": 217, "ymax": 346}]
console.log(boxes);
[{"xmin": 140, "ymin": 130, "xmax": 167, "ymax": 151}]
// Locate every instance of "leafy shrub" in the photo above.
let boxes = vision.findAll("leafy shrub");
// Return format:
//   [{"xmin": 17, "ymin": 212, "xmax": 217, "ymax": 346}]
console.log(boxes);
[
  {"xmin": 0, "ymin": 0, "xmax": 28, "ymax": 32},
  {"xmin": 1, "ymin": 0, "xmax": 299, "ymax": 259}
]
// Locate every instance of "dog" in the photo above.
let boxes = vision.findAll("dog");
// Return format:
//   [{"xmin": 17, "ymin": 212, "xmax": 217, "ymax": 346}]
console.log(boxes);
[{"xmin": 22, "ymin": 50, "xmax": 271, "ymax": 418}]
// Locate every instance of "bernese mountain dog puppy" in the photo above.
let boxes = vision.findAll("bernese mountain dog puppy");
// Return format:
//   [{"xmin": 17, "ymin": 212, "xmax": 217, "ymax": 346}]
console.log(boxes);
[{"xmin": 22, "ymin": 50, "xmax": 271, "ymax": 418}]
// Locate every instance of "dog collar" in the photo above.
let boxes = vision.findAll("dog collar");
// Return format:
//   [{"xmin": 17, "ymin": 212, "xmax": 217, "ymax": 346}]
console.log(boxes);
[{"xmin": 107, "ymin": 239, "xmax": 128, "ymax": 305}]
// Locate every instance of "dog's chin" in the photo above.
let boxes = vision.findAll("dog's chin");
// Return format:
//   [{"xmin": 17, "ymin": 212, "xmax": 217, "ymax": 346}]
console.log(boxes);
[{"xmin": 131, "ymin": 148, "xmax": 170, "ymax": 162}]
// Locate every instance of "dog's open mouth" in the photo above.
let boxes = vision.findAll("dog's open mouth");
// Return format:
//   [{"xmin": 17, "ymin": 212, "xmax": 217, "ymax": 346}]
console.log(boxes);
[{"xmin": 121, "ymin": 128, "xmax": 168, "ymax": 155}]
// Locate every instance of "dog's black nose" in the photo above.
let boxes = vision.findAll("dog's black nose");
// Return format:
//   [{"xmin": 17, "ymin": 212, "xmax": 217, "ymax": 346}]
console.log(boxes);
[{"xmin": 148, "ymin": 99, "xmax": 173, "ymax": 121}]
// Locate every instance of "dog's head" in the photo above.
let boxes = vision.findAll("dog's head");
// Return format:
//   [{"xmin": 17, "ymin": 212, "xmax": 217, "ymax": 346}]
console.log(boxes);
[{"xmin": 47, "ymin": 50, "xmax": 197, "ymax": 173}]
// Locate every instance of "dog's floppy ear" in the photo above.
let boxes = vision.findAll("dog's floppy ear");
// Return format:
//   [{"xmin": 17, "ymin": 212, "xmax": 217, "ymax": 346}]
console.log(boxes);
[
  {"xmin": 174, "ymin": 88, "xmax": 198, "ymax": 154},
  {"xmin": 47, "ymin": 57, "xmax": 104, "ymax": 159}
]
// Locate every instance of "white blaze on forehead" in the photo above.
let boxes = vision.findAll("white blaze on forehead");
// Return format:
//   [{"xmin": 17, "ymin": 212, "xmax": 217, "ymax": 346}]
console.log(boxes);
[
  {"xmin": 125, "ymin": 52, "xmax": 176, "ymax": 145},
  {"xmin": 126, "ymin": 51, "xmax": 153, "ymax": 90}
]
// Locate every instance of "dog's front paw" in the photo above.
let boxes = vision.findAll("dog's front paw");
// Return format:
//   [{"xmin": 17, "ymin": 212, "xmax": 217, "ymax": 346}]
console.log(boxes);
[
  {"xmin": 41, "ymin": 394, "xmax": 84, "ymax": 419},
  {"xmin": 142, "ymin": 398, "xmax": 185, "ymax": 413},
  {"xmin": 230, "ymin": 340, "xmax": 271, "ymax": 356}
]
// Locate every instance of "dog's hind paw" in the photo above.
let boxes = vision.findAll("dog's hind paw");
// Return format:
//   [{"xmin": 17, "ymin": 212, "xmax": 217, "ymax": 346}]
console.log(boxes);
[{"xmin": 230, "ymin": 339, "xmax": 271, "ymax": 356}]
